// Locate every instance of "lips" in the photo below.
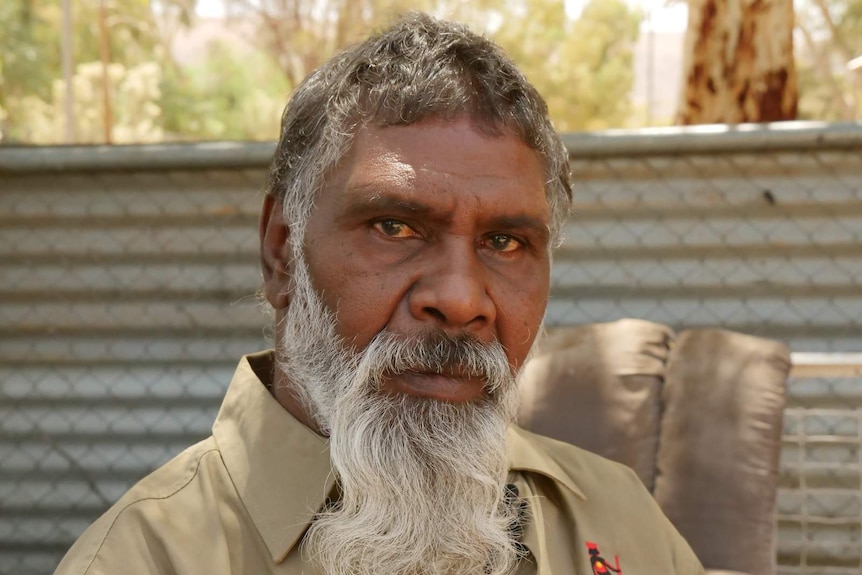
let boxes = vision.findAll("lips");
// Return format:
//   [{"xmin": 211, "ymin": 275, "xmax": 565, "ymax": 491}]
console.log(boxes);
[{"xmin": 380, "ymin": 368, "xmax": 486, "ymax": 403}]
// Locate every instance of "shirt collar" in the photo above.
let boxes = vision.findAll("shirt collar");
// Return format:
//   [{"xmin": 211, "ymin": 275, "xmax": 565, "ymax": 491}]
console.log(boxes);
[
  {"xmin": 212, "ymin": 350, "xmax": 336, "ymax": 564},
  {"xmin": 507, "ymin": 424, "xmax": 586, "ymax": 501}
]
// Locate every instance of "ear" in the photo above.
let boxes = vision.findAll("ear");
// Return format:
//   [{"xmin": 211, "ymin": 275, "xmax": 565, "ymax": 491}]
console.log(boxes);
[{"xmin": 260, "ymin": 194, "xmax": 292, "ymax": 310}]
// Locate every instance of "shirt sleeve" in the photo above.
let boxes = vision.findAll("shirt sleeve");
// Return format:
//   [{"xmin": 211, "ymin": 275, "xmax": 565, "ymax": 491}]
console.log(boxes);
[{"xmin": 54, "ymin": 507, "xmax": 178, "ymax": 575}]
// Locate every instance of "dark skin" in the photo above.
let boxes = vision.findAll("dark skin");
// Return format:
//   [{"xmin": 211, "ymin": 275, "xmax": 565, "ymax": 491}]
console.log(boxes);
[{"xmin": 260, "ymin": 116, "xmax": 552, "ymax": 433}]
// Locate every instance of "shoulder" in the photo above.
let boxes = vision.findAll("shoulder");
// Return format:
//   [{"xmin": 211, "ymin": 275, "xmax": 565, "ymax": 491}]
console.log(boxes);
[
  {"xmin": 54, "ymin": 437, "xmax": 227, "ymax": 575},
  {"xmin": 509, "ymin": 425, "xmax": 704, "ymax": 574}
]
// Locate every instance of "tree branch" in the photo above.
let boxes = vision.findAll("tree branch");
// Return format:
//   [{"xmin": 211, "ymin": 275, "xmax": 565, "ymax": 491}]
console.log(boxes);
[
  {"xmin": 797, "ymin": 17, "xmax": 851, "ymax": 119},
  {"xmin": 811, "ymin": 0, "xmax": 853, "ymax": 62}
]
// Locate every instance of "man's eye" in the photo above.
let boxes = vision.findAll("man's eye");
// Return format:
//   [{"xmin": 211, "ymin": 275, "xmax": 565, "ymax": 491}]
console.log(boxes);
[
  {"xmin": 486, "ymin": 234, "xmax": 522, "ymax": 253},
  {"xmin": 374, "ymin": 219, "xmax": 417, "ymax": 238}
]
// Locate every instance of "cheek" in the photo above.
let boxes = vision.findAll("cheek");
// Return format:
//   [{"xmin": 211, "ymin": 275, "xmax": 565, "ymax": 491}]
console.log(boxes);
[
  {"xmin": 307, "ymin": 254, "xmax": 406, "ymax": 348},
  {"xmin": 498, "ymin": 275, "xmax": 549, "ymax": 369},
  {"xmin": 332, "ymin": 285, "xmax": 391, "ymax": 344}
]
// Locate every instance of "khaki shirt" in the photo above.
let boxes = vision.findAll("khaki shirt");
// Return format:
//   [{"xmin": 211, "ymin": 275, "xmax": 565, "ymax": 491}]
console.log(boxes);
[{"xmin": 55, "ymin": 351, "xmax": 703, "ymax": 575}]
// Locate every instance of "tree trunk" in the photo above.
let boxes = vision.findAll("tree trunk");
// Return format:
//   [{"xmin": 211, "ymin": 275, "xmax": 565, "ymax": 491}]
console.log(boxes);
[{"xmin": 677, "ymin": 0, "xmax": 798, "ymax": 124}]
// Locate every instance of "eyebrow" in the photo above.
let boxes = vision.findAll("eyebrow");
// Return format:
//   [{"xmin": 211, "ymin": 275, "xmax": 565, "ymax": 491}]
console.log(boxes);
[
  {"xmin": 338, "ymin": 183, "xmax": 550, "ymax": 241},
  {"xmin": 337, "ymin": 184, "xmax": 442, "ymax": 222}
]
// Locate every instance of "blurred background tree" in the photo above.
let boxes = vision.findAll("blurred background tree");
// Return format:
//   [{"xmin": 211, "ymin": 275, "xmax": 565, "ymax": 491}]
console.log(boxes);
[
  {"xmin": 0, "ymin": 0, "xmax": 643, "ymax": 143},
  {"xmin": 0, "ymin": 0, "xmax": 199, "ymax": 143},
  {"xmin": 795, "ymin": 0, "xmax": 862, "ymax": 120},
  {"xmin": 222, "ymin": 0, "xmax": 436, "ymax": 91},
  {"xmin": 1, "ymin": 0, "xmax": 859, "ymax": 144},
  {"xmin": 676, "ymin": 0, "xmax": 798, "ymax": 124},
  {"xmin": 0, "ymin": 1, "xmax": 62, "ymax": 121},
  {"xmin": 223, "ymin": 0, "xmax": 641, "ymax": 132},
  {"xmin": 493, "ymin": 0, "xmax": 642, "ymax": 131}
]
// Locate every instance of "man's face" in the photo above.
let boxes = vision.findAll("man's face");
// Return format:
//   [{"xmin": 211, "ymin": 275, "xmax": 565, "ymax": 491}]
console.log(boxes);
[{"xmin": 300, "ymin": 116, "xmax": 551, "ymax": 403}]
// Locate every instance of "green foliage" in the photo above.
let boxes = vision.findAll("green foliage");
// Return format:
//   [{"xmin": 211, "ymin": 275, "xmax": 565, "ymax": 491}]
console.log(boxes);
[
  {"xmin": 161, "ymin": 41, "xmax": 290, "ymax": 140},
  {"xmin": 0, "ymin": 1, "xmax": 62, "ymax": 108},
  {"xmin": 227, "ymin": 0, "xmax": 642, "ymax": 134},
  {"xmin": 0, "ymin": 0, "xmax": 174, "ymax": 143},
  {"xmin": 492, "ymin": 0, "xmax": 642, "ymax": 131},
  {"xmin": 2, "ymin": 0, "xmax": 643, "ymax": 143},
  {"xmin": 222, "ymin": 0, "xmax": 439, "ymax": 89},
  {"xmin": 13, "ymin": 60, "xmax": 165, "ymax": 144}
]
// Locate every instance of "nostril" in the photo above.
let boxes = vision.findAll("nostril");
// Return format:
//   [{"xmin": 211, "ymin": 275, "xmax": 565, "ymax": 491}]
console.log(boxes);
[{"xmin": 423, "ymin": 307, "xmax": 447, "ymax": 323}]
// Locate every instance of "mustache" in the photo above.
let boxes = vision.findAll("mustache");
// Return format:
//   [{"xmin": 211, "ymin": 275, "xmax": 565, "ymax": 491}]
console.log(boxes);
[{"xmin": 359, "ymin": 331, "xmax": 515, "ymax": 395}]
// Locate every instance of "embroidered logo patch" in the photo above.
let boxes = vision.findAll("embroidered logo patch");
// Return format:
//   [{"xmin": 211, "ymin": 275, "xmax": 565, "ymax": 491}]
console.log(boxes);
[{"xmin": 586, "ymin": 541, "xmax": 622, "ymax": 575}]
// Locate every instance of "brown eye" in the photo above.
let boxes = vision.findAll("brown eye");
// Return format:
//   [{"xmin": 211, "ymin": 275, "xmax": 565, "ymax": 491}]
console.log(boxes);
[
  {"xmin": 374, "ymin": 219, "xmax": 418, "ymax": 238},
  {"xmin": 487, "ymin": 234, "xmax": 521, "ymax": 253}
]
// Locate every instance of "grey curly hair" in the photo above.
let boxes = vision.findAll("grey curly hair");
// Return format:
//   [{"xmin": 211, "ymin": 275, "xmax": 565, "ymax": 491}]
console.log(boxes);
[{"xmin": 266, "ymin": 11, "xmax": 572, "ymax": 250}]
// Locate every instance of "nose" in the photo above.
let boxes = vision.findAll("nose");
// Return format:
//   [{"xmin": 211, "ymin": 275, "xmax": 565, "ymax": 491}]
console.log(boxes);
[{"xmin": 407, "ymin": 242, "xmax": 496, "ymax": 334}]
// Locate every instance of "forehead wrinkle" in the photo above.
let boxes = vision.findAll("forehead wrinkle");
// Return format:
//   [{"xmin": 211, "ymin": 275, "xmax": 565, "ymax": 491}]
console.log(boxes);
[{"xmin": 414, "ymin": 164, "xmax": 521, "ymax": 182}]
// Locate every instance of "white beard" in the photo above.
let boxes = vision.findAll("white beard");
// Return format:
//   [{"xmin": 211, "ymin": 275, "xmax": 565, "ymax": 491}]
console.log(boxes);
[{"xmin": 275, "ymin": 252, "xmax": 523, "ymax": 575}]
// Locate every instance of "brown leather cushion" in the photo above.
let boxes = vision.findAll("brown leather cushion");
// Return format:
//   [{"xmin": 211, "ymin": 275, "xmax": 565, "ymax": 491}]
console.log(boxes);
[
  {"xmin": 653, "ymin": 329, "xmax": 790, "ymax": 575},
  {"xmin": 517, "ymin": 319, "xmax": 674, "ymax": 491}
]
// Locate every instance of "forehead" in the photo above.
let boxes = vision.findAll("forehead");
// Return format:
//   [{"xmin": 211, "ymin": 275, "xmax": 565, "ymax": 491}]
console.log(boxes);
[{"xmin": 320, "ymin": 117, "xmax": 549, "ymax": 220}]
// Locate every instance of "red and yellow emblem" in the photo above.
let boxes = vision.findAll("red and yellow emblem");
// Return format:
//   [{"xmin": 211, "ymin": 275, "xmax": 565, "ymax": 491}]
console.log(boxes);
[{"xmin": 586, "ymin": 541, "xmax": 622, "ymax": 575}]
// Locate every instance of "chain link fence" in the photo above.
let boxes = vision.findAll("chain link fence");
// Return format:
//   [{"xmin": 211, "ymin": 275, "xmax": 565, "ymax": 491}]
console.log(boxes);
[{"xmin": 1, "ymin": 122, "xmax": 861, "ymax": 574}]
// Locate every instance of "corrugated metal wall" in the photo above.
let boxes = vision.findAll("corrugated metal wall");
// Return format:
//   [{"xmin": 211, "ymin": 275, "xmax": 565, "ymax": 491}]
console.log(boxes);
[
  {"xmin": 1, "ymin": 122, "xmax": 860, "ymax": 575},
  {"xmin": 1, "ymin": 144, "xmax": 270, "ymax": 575}
]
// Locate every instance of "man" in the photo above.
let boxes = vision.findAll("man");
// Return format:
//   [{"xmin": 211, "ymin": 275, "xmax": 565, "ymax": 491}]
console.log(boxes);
[{"xmin": 56, "ymin": 13, "xmax": 703, "ymax": 575}]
